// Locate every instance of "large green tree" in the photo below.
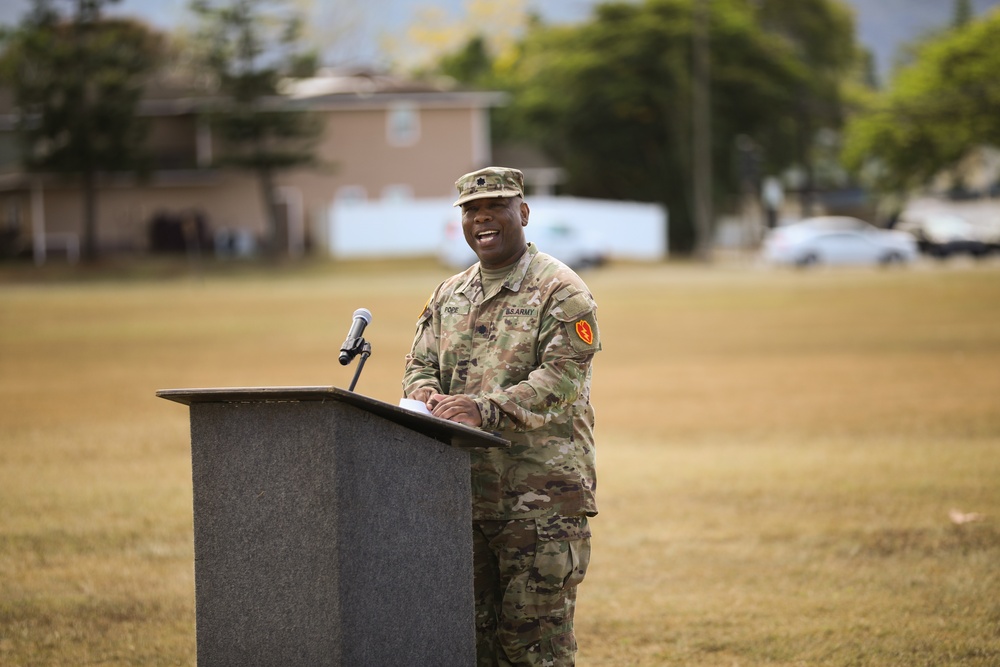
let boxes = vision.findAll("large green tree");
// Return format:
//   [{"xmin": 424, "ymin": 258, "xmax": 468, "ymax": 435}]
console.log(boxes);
[
  {"xmin": 436, "ymin": 0, "xmax": 861, "ymax": 255},
  {"xmin": 842, "ymin": 8, "xmax": 1000, "ymax": 195},
  {"xmin": 753, "ymin": 0, "xmax": 858, "ymax": 212},
  {"xmin": 953, "ymin": 0, "xmax": 974, "ymax": 28},
  {"xmin": 189, "ymin": 0, "xmax": 322, "ymax": 257},
  {"xmin": 0, "ymin": 0, "xmax": 163, "ymax": 261},
  {"xmin": 486, "ymin": 0, "xmax": 859, "ymax": 254}
]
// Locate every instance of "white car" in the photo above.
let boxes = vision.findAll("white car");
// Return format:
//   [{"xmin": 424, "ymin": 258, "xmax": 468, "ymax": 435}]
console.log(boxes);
[
  {"xmin": 762, "ymin": 216, "xmax": 918, "ymax": 267},
  {"xmin": 439, "ymin": 219, "xmax": 608, "ymax": 270}
]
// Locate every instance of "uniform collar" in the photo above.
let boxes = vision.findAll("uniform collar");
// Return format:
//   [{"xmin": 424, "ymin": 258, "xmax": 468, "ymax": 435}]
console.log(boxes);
[
  {"xmin": 504, "ymin": 243, "xmax": 537, "ymax": 292},
  {"xmin": 457, "ymin": 243, "xmax": 538, "ymax": 301}
]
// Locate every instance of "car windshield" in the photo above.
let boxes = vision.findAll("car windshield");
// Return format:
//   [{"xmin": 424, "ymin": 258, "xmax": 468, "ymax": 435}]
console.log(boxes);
[{"xmin": 798, "ymin": 217, "xmax": 870, "ymax": 231}]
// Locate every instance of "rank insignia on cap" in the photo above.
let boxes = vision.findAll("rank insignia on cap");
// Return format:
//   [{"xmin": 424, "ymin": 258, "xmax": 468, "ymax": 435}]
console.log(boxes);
[
  {"xmin": 575, "ymin": 320, "xmax": 594, "ymax": 345},
  {"xmin": 453, "ymin": 166, "xmax": 526, "ymax": 206}
]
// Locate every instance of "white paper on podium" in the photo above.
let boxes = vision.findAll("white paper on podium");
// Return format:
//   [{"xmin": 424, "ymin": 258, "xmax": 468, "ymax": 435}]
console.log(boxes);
[{"xmin": 398, "ymin": 398, "xmax": 433, "ymax": 416}]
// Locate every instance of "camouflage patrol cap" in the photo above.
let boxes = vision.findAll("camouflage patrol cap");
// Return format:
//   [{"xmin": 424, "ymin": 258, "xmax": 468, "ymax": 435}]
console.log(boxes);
[{"xmin": 453, "ymin": 166, "xmax": 525, "ymax": 207}]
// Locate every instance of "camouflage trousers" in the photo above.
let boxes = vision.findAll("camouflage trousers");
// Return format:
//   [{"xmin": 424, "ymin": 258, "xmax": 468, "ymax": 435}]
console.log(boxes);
[{"xmin": 473, "ymin": 516, "xmax": 592, "ymax": 667}]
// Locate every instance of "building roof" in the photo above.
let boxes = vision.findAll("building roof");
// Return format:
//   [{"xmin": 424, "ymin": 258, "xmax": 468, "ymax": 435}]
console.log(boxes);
[
  {"xmin": 1, "ymin": 67, "xmax": 507, "ymax": 122},
  {"xmin": 278, "ymin": 67, "xmax": 507, "ymax": 111}
]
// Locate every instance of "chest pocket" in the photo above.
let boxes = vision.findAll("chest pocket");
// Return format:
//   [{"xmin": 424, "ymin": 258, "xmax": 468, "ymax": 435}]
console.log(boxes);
[
  {"xmin": 437, "ymin": 297, "xmax": 473, "ymax": 354},
  {"xmin": 494, "ymin": 307, "xmax": 541, "ymax": 375},
  {"xmin": 434, "ymin": 296, "xmax": 475, "ymax": 392}
]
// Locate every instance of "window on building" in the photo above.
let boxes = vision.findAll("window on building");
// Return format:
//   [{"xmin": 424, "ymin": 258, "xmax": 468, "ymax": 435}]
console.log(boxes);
[{"xmin": 386, "ymin": 102, "xmax": 420, "ymax": 147}]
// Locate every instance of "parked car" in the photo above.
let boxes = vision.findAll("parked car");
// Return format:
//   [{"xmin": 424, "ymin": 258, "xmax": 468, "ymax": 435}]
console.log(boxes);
[
  {"xmin": 895, "ymin": 212, "xmax": 994, "ymax": 258},
  {"xmin": 440, "ymin": 218, "xmax": 608, "ymax": 270},
  {"xmin": 795, "ymin": 215, "xmax": 874, "ymax": 232},
  {"xmin": 761, "ymin": 216, "xmax": 918, "ymax": 267}
]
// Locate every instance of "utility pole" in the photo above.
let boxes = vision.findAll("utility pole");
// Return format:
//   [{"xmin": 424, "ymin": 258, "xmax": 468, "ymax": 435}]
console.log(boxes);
[{"xmin": 692, "ymin": 0, "xmax": 713, "ymax": 260}]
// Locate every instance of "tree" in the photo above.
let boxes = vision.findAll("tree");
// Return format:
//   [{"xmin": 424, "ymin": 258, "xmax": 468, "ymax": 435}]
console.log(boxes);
[
  {"xmin": 426, "ymin": 0, "xmax": 862, "ymax": 255},
  {"xmin": 841, "ymin": 9, "xmax": 1000, "ymax": 195},
  {"xmin": 475, "ymin": 0, "xmax": 859, "ymax": 255},
  {"xmin": 0, "ymin": 0, "xmax": 163, "ymax": 261},
  {"xmin": 436, "ymin": 35, "xmax": 493, "ymax": 85},
  {"xmin": 953, "ymin": 0, "xmax": 974, "ymax": 28},
  {"xmin": 751, "ymin": 0, "xmax": 859, "ymax": 214},
  {"xmin": 188, "ymin": 0, "xmax": 322, "ymax": 257}
]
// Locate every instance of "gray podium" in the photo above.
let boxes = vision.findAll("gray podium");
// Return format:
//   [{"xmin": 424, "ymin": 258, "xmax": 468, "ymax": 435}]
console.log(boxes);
[{"xmin": 157, "ymin": 386, "xmax": 508, "ymax": 667}]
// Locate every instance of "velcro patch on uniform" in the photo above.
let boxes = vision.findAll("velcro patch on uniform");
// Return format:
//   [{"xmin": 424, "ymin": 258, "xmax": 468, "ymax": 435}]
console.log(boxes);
[
  {"xmin": 551, "ymin": 292, "xmax": 592, "ymax": 322},
  {"xmin": 575, "ymin": 320, "xmax": 594, "ymax": 345}
]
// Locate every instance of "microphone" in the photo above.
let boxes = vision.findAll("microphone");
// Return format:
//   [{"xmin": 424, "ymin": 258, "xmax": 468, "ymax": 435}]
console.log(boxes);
[{"xmin": 339, "ymin": 308, "xmax": 372, "ymax": 365}]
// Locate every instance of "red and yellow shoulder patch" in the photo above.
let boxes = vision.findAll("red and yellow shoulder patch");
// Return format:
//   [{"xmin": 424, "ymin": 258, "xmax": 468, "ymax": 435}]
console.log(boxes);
[{"xmin": 575, "ymin": 320, "xmax": 594, "ymax": 345}]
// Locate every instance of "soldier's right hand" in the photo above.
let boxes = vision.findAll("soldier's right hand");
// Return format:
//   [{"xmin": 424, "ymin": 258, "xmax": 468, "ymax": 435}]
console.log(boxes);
[{"xmin": 408, "ymin": 387, "xmax": 435, "ymax": 406}]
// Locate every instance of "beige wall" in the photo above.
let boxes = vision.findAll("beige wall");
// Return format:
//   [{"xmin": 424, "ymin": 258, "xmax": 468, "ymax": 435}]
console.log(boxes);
[
  {"xmin": 297, "ymin": 106, "xmax": 487, "ymax": 199},
  {"xmin": 32, "ymin": 173, "xmax": 266, "ymax": 250},
  {"xmin": 21, "ymin": 101, "xmax": 493, "ymax": 253}
]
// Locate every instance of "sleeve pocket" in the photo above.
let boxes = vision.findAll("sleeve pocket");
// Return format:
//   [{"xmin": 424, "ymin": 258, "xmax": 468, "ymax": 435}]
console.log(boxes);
[
  {"xmin": 550, "ymin": 292, "xmax": 600, "ymax": 355},
  {"xmin": 550, "ymin": 291, "xmax": 593, "ymax": 323}
]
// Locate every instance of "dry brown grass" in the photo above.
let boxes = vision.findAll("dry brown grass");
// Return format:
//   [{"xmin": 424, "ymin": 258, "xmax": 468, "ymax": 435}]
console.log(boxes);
[{"xmin": 1, "ymin": 257, "xmax": 999, "ymax": 666}]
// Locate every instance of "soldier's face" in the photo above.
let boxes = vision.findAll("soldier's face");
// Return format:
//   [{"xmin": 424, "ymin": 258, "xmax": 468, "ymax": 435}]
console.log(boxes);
[{"xmin": 460, "ymin": 196, "xmax": 529, "ymax": 269}]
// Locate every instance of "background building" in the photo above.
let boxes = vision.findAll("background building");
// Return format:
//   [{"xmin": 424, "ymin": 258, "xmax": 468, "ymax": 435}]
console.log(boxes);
[{"xmin": 0, "ymin": 69, "xmax": 504, "ymax": 260}]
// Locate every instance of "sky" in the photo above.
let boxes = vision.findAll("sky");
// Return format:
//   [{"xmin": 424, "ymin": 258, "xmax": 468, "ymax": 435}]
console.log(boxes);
[
  {"xmin": 2, "ymin": 0, "xmax": 1000, "ymax": 80},
  {"xmin": 0, "ymin": 0, "xmax": 602, "ymax": 66}
]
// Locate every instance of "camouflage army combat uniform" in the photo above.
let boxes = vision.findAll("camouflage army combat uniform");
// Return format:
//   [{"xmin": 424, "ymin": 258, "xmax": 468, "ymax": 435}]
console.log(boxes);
[{"xmin": 403, "ymin": 243, "xmax": 600, "ymax": 666}]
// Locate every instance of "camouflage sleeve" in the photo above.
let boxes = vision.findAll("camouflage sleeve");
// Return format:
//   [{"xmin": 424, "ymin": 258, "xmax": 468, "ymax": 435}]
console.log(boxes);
[
  {"xmin": 402, "ymin": 288, "xmax": 443, "ymax": 398},
  {"xmin": 473, "ymin": 288, "xmax": 600, "ymax": 432}
]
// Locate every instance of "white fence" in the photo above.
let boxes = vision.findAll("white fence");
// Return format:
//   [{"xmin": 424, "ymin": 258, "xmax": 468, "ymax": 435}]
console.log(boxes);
[{"xmin": 325, "ymin": 196, "xmax": 668, "ymax": 261}]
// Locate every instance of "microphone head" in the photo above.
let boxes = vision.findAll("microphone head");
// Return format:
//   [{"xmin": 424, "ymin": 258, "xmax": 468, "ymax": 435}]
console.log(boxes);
[{"xmin": 353, "ymin": 308, "xmax": 372, "ymax": 324}]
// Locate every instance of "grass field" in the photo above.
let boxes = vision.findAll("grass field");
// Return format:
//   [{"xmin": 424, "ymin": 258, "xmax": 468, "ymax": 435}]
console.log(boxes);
[{"xmin": 1, "ymin": 257, "xmax": 999, "ymax": 666}]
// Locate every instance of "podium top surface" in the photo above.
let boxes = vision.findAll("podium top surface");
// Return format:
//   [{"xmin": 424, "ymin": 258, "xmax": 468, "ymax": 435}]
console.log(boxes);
[{"xmin": 156, "ymin": 385, "xmax": 509, "ymax": 450}]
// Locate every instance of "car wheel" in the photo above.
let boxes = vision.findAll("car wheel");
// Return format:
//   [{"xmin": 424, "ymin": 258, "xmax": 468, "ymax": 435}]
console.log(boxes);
[
  {"xmin": 879, "ymin": 251, "xmax": 904, "ymax": 266},
  {"xmin": 795, "ymin": 253, "xmax": 819, "ymax": 268}
]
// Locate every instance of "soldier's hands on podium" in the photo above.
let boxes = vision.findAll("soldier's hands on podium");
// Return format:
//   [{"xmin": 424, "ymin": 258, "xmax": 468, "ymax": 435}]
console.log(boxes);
[
  {"xmin": 408, "ymin": 387, "xmax": 435, "ymax": 405},
  {"xmin": 428, "ymin": 394, "xmax": 483, "ymax": 428}
]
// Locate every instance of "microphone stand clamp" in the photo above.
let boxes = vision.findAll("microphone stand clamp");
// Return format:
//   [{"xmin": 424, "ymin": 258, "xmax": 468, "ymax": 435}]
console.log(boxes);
[{"xmin": 344, "ymin": 337, "xmax": 372, "ymax": 392}]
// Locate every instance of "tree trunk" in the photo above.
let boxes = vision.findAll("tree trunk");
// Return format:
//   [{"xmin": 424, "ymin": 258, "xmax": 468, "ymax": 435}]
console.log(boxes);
[
  {"xmin": 81, "ymin": 167, "xmax": 99, "ymax": 262},
  {"xmin": 692, "ymin": 0, "xmax": 713, "ymax": 261},
  {"xmin": 257, "ymin": 166, "xmax": 282, "ymax": 257},
  {"xmin": 797, "ymin": 103, "xmax": 816, "ymax": 217}
]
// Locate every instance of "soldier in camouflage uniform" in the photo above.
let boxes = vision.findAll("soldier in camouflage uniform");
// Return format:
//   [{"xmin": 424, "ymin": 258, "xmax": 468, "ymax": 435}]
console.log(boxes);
[{"xmin": 402, "ymin": 166, "xmax": 600, "ymax": 666}]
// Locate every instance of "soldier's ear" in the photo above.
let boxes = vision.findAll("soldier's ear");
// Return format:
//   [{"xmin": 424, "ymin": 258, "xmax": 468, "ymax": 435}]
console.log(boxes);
[{"xmin": 520, "ymin": 201, "xmax": 530, "ymax": 227}]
